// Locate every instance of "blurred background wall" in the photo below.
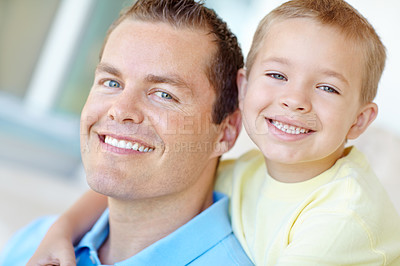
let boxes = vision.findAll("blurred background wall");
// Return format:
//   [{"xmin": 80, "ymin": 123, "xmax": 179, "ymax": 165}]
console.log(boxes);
[{"xmin": 1, "ymin": 0, "xmax": 399, "ymax": 250}]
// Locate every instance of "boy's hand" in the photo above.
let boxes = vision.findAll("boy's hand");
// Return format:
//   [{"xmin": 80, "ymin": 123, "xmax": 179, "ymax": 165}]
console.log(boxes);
[
  {"xmin": 26, "ymin": 218, "xmax": 76, "ymax": 266},
  {"xmin": 26, "ymin": 190, "xmax": 107, "ymax": 265},
  {"xmin": 26, "ymin": 236, "xmax": 76, "ymax": 266}
]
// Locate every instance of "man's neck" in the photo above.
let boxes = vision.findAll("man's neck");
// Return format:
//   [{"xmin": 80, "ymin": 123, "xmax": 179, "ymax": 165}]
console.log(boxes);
[{"xmin": 98, "ymin": 174, "xmax": 215, "ymax": 264}]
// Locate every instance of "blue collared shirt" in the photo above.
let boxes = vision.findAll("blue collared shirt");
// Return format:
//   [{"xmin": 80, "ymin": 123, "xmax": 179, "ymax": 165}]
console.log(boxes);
[{"xmin": 0, "ymin": 192, "xmax": 252, "ymax": 265}]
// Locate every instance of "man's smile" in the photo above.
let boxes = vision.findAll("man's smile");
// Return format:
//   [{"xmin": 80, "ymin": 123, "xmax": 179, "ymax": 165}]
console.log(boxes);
[{"xmin": 102, "ymin": 135, "xmax": 154, "ymax": 152}]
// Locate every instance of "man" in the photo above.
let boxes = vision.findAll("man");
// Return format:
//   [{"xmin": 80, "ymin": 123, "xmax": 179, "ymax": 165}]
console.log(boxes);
[{"xmin": 0, "ymin": 0, "xmax": 252, "ymax": 265}]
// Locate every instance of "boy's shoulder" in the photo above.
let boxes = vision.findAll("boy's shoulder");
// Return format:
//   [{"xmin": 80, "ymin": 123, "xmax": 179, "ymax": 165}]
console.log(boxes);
[
  {"xmin": 326, "ymin": 146, "xmax": 386, "ymax": 197},
  {"xmin": 215, "ymin": 149, "xmax": 264, "ymax": 196},
  {"xmin": 313, "ymin": 146, "xmax": 398, "ymax": 215},
  {"xmin": 219, "ymin": 149, "xmax": 264, "ymax": 171}
]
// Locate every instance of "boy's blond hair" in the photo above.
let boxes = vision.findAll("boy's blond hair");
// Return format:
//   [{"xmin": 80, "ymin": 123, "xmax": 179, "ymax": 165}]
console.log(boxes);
[{"xmin": 246, "ymin": 0, "xmax": 386, "ymax": 104}]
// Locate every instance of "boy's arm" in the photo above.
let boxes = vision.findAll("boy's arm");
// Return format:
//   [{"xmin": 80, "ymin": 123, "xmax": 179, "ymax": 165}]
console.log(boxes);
[{"xmin": 26, "ymin": 190, "xmax": 107, "ymax": 266}]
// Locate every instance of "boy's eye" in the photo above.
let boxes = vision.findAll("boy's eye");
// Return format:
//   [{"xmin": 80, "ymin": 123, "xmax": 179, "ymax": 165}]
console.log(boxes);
[
  {"xmin": 318, "ymin": 85, "xmax": 338, "ymax": 94},
  {"xmin": 103, "ymin": 80, "xmax": 121, "ymax": 88},
  {"xmin": 154, "ymin": 91, "xmax": 173, "ymax": 100},
  {"xmin": 267, "ymin": 73, "xmax": 287, "ymax": 81}
]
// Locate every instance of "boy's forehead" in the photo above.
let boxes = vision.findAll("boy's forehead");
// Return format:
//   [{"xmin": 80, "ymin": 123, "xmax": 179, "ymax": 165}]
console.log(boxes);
[{"xmin": 260, "ymin": 17, "xmax": 361, "ymax": 58}]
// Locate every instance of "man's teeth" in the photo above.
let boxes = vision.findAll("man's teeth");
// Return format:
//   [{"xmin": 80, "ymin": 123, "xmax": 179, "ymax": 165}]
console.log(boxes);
[
  {"xmin": 271, "ymin": 120, "xmax": 309, "ymax": 135},
  {"xmin": 105, "ymin": 136, "xmax": 153, "ymax": 152}
]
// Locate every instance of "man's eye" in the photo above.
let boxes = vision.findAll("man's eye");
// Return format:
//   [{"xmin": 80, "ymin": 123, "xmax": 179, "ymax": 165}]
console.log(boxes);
[
  {"xmin": 267, "ymin": 73, "xmax": 287, "ymax": 81},
  {"xmin": 319, "ymin": 85, "xmax": 338, "ymax": 94},
  {"xmin": 154, "ymin": 91, "xmax": 173, "ymax": 100},
  {"xmin": 103, "ymin": 80, "xmax": 121, "ymax": 88}
]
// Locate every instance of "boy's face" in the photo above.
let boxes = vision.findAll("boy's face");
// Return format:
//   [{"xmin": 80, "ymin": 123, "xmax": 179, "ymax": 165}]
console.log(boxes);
[{"xmin": 239, "ymin": 18, "xmax": 377, "ymax": 181}]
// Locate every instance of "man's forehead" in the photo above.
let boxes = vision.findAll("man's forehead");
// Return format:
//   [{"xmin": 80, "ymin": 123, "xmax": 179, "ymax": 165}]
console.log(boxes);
[{"xmin": 99, "ymin": 20, "xmax": 216, "ymax": 94}]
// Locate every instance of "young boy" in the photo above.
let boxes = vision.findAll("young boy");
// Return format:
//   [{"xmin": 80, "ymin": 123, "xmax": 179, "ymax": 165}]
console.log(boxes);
[{"xmin": 21, "ymin": 0, "xmax": 400, "ymax": 265}]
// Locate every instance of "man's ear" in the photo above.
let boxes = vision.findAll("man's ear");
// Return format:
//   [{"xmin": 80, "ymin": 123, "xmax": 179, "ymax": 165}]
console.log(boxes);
[
  {"xmin": 237, "ymin": 68, "xmax": 248, "ymax": 112},
  {"xmin": 213, "ymin": 110, "xmax": 242, "ymax": 157},
  {"xmin": 347, "ymin": 102, "xmax": 378, "ymax": 140}
]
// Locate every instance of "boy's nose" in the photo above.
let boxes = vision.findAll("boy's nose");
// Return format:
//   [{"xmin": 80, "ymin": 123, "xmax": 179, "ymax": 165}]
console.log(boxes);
[
  {"xmin": 279, "ymin": 90, "xmax": 311, "ymax": 113},
  {"xmin": 107, "ymin": 91, "xmax": 145, "ymax": 124}
]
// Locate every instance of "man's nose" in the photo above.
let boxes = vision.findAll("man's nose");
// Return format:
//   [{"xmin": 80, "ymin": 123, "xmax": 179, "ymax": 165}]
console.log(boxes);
[
  {"xmin": 279, "ymin": 85, "xmax": 311, "ymax": 113},
  {"xmin": 107, "ymin": 91, "xmax": 144, "ymax": 124}
]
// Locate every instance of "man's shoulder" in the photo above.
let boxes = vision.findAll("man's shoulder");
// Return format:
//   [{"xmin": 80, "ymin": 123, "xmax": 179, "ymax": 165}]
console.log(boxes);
[
  {"xmin": 0, "ymin": 216, "xmax": 56, "ymax": 265},
  {"xmin": 189, "ymin": 196, "xmax": 253, "ymax": 265},
  {"xmin": 190, "ymin": 232, "xmax": 253, "ymax": 265}
]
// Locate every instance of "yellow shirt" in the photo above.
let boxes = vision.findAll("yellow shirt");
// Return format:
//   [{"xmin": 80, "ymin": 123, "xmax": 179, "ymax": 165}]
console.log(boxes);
[{"xmin": 215, "ymin": 146, "xmax": 400, "ymax": 265}]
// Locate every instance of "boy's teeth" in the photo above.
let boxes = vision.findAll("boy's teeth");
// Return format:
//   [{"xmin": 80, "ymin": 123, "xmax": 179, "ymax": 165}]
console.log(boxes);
[
  {"xmin": 126, "ymin": 142, "xmax": 133, "ymax": 149},
  {"xmin": 271, "ymin": 120, "xmax": 309, "ymax": 135},
  {"xmin": 104, "ymin": 136, "xmax": 153, "ymax": 152},
  {"xmin": 132, "ymin": 143, "xmax": 139, "ymax": 151}
]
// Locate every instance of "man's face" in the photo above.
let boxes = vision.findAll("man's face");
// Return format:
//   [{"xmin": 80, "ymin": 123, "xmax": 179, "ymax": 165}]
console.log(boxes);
[{"xmin": 80, "ymin": 20, "xmax": 224, "ymax": 200}]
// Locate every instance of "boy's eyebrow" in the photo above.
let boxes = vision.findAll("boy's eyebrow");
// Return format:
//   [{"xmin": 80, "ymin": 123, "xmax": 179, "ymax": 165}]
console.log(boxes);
[
  {"xmin": 262, "ymin": 57, "xmax": 290, "ymax": 66},
  {"xmin": 262, "ymin": 57, "xmax": 349, "ymax": 85},
  {"xmin": 320, "ymin": 69, "xmax": 349, "ymax": 86}
]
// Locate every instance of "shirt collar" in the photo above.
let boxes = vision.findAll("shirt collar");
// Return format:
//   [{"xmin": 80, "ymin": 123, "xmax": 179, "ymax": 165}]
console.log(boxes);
[{"xmin": 75, "ymin": 191, "xmax": 232, "ymax": 265}]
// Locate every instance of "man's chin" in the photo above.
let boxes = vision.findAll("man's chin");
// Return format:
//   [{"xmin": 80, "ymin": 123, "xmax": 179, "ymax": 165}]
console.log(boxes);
[
  {"xmin": 86, "ymin": 174, "xmax": 118, "ymax": 197},
  {"xmin": 86, "ymin": 174, "xmax": 145, "ymax": 201}
]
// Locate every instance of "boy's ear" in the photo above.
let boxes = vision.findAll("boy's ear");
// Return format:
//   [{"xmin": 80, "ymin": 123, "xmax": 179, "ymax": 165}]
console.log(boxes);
[
  {"xmin": 213, "ymin": 110, "xmax": 242, "ymax": 157},
  {"xmin": 237, "ymin": 68, "xmax": 248, "ymax": 111},
  {"xmin": 347, "ymin": 102, "xmax": 378, "ymax": 140}
]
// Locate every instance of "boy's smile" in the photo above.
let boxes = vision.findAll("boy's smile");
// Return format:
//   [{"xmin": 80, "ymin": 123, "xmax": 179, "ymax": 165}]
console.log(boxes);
[
  {"xmin": 239, "ymin": 18, "xmax": 376, "ymax": 182},
  {"xmin": 269, "ymin": 118, "xmax": 311, "ymax": 135},
  {"xmin": 266, "ymin": 116, "xmax": 315, "ymax": 139}
]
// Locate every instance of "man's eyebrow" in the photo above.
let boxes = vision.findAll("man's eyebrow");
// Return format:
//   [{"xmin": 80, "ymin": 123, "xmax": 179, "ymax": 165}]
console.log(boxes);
[
  {"xmin": 95, "ymin": 64, "xmax": 192, "ymax": 91},
  {"xmin": 96, "ymin": 63, "xmax": 122, "ymax": 77},
  {"xmin": 145, "ymin": 74, "xmax": 191, "ymax": 90}
]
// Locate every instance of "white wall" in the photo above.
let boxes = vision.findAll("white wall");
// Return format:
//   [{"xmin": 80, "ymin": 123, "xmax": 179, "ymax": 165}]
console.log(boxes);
[{"xmin": 222, "ymin": 0, "xmax": 400, "ymax": 159}]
